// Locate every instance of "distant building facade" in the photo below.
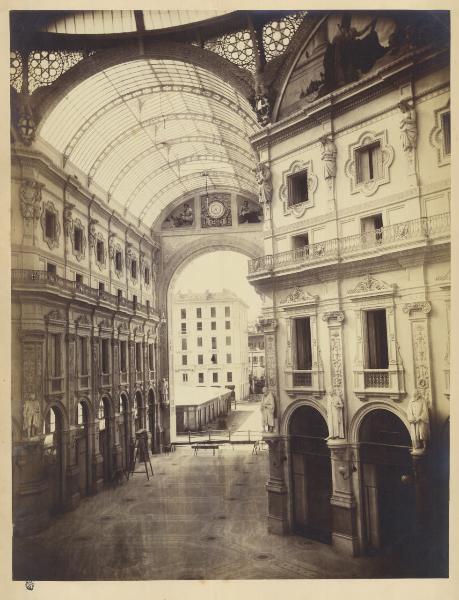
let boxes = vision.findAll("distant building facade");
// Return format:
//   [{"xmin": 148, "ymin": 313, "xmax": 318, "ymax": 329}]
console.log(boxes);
[{"xmin": 248, "ymin": 321, "xmax": 265, "ymax": 387}]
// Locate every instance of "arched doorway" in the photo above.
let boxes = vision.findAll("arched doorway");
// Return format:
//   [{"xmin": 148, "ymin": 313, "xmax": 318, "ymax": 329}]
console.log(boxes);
[
  {"xmin": 359, "ymin": 409, "xmax": 415, "ymax": 554},
  {"xmin": 75, "ymin": 401, "xmax": 91, "ymax": 497},
  {"xmin": 134, "ymin": 391, "xmax": 144, "ymax": 432},
  {"xmin": 43, "ymin": 405, "xmax": 64, "ymax": 513},
  {"xmin": 289, "ymin": 405, "xmax": 332, "ymax": 543},
  {"xmin": 118, "ymin": 393, "xmax": 130, "ymax": 470},
  {"xmin": 148, "ymin": 389, "xmax": 156, "ymax": 452},
  {"xmin": 98, "ymin": 397, "xmax": 112, "ymax": 484}
]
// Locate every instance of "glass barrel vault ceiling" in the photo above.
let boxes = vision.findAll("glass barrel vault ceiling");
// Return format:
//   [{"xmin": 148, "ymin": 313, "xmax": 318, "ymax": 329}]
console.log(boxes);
[{"xmin": 39, "ymin": 59, "xmax": 260, "ymax": 226}]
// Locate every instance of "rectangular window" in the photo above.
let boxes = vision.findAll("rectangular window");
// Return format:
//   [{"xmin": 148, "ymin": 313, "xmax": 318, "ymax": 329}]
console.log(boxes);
[
  {"xmin": 182, "ymin": 373, "xmax": 188, "ymax": 383},
  {"xmin": 212, "ymin": 372, "xmax": 218, "ymax": 383},
  {"xmin": 144, "ymin": 267, "xmax": 150, "ymax": 285},
  {"xmin": 79, "ymin": 336, "xmax": 88, "ymax": 375},
  {"xmin": 101, "ymin": 338, "xmax": 109, "ymax": 374},
  {"xmin": 131, "ymin": 259, "xmax": 137, "ymax": 279},
  {"xmin": 442, "ymin": 112, "xmax": 451, "ymax": 155},
  {"xmin": 181, "ymin": 308, "xmax": 186, "ymax": 320},
  {"xmin": 226, "ymin": 353, "xmax": 232, "ymax": 364},
  {"xmin": 75, "ymin": 273, "xmax": 83, "ymax": 284},
  {"xmin": 253, "ymin": 356, "xmax": 258, "ymax": 365},
  {"xmin": 294, "ymin": 317, "xmax": 312, "ymax": 370},
  {"xmin": 96, "ymin": 240, "xmax": 104, "ymax": 263},
  {"xmin": 196, "ymin": 307, "xmax": 202, "ymax": 318},
  {"xmin": 365, "ymin": 309, "xmax": 389, "ymax": 369},
  {"xmin": 197, "ymin": 322, "xmax": 202, "ymax": 331},
  {"xmin": 198, "ymin": 373, "xmax": 204, "ymax": 384},
  {"xmin": 211, "ymin": 353, "xmax": 217, "ymax": 364},
  {"xmin": 120, "ymin": 340, "xmax": 127, "ymax": 372},
  {"xmin": 225, "ymin": 321, "xmax": 231, "ymax": 330},
  {"xmin": 361, "ymin": 213, "xmax": 384, "ymax": 243},
  {"xmin": 117, "ymin": 289, "xmax": 123, "ymax": 301},
  {"xmin": 227, "ymin": 372, "xmax": 233, "ymax": 383},
  {"xmin": 132, "ymin": 294, "xmax": 137, "ymax": 308},
  {"xmin": 182, "ymin": 355, "xmax": 188, "ymax": 366},
  {"xmin": 98, "ymin": 282, "xmax": 105, "ymax": 294},
  {"xmin": 74, "ymin": 227, "xmax": 83, "ymax": 252},
  {"xmin": 182, "ymin": 338, "xmax": 187, "ymax": 350},
  {"xmin": 148, "ymin": 343, "xmax": 154, "ymax": 371},
  {"xmin": 211, "ymin": 307, "xmax": 216, "ymax": 318},
  {"xmin": 355, "ymin": 142, "xmax": 382, "ymax": 183},
  {"xmin": 115, "ymin": 251, "xmax": 122, "ymax": 271},
  {"xmin": 198, "ymin": 354, "xmax": 203, "ymax": 365},
  {"xmin": 211, "ymin": 321, "xmax": 216, "ymax": 330},
  {"xmin": 51, "ymin": 334, "xmax": 61, "ymax": 377},
  {"xmin": 226, "ymin": 336, "xmax": 231, "ymax": 346},
  {"xmin": 135, "ymin": 342, "xmax": 142, "ymax": 371},
  {"xmin": 181, "ymin": 322, "xmax": 187, "ymax": 334},
  {"xmin": 211, "ymin": 337, "xmax": 217, "ymax": 350},
  {"xmin": 47, "ymin": 262, "xmax": 56, "ymax": 275},
  {"xmin": 288, "ymin": 170, "xmax": 309, "ymax": 206},
  {"xmin": 292, "ymin": 232, "xmax": 309, "ymax": 251},
  {"xmin": 45, "ymin": 211, "xmax": 56, "ymax": 239},
  {"xmin": 197, "ymin": 337, "xmax": 203, "ymax": 347},
  {"xmin": 225, "ymin": 306, "xmax": 230, "ymax": 317},
  {"xmin": 260, "ymin": 356, "xmax": 264, "ymax": 367}
]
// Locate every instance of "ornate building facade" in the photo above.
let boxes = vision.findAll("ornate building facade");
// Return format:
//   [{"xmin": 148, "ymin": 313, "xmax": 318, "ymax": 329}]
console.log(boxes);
[{"xmin": 247, "ymin": 11, "xmax": 450, "ymax": 570}]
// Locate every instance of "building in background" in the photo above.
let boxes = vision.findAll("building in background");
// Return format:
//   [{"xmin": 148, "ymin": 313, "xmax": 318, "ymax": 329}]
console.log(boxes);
[
  {"xmin": 248, "ymin": 320, "xmax": 265, "ymax": 392},
  {"xmin": 171, "ymin": 290, "xmax": 249, "ymax": 411}
]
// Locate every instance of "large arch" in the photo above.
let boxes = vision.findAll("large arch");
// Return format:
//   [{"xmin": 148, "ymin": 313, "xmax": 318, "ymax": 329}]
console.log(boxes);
[
  {"xmin": 280, "ymin": 397, "xmax": 328, "ymax": 437},
  {"xmin": 349, "ymin": 401, "xmax": 413, "ymax": 448}
]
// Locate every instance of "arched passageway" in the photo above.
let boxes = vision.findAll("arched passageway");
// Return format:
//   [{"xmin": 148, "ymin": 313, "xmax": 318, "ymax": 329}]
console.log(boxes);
[
  {"xmin": 148, "ymin": 389, "xmax": 156, "ymax": 452},
  {"xmin": 134, "ymin": 391, "xmax": 144, "ymax": 432},
  {"xmin": 75, "ymin": 401, "xmax": 91, "ymax": 497},
  {"xmin": 118, "ymin": 393, "xmax": 130, "ymax": 470},
  {"xmin": 359, "ymin": 409, "xmax": 415, "ymax": 554},
  {"xmin": 289, "ymin": 405, "xmax": 332, "ymax": 543},
  {"xmin": 43, "ymin": 405, "xmax": 65, "ymax": 513},
  {"xmin": 98, "ymin": 397, "xmax": 112, "ymax": 484}
]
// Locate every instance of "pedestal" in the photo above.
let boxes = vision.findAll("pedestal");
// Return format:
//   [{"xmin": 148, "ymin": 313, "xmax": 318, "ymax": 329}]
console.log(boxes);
[{"xmin": 264, "ymin": 434, "xmax": 289, "ymax": 535}]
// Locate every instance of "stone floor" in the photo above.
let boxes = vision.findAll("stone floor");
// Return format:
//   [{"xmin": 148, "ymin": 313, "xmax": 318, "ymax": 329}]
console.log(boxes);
[{"xmin": 14, "ymin": 442, "xmax": 406, "ymax": 581}]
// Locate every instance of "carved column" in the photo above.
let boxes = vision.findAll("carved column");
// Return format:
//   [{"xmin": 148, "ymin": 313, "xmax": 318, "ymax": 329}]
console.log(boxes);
[
  {"xmin": 264, "ymin": 435, "xmax": 288, "ymax": 535},
  {"xmin": 14, "ymin": 331, "xmax": 50, "ymax": 534},
  {"xmin": 111, "ymin": 337, "xmax": 122, "ymax": 472},
  {"xmin": 323, "ymin": 311, "xmax": 358, "ymax": 555},
  {"xmin": 64, "ymin": 331, "xmax": 81, "ymax": 510},
  {"xmin": 90, "ymin": 335, "xmax": 103, "ymax": 491},
  {"xmin": 403, "ymin": 302, "xmax": 433, "ymax": 407}
]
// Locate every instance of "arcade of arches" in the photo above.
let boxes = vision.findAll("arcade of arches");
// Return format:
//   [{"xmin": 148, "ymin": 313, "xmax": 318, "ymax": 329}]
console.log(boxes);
[{"xmin": 10, "ymin": 10, "xmax": 450, "ymax": 580}]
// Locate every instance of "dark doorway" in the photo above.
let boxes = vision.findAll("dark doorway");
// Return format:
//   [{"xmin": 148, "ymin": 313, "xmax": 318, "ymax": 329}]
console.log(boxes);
[
  {"xmin": 118, "ymin": 394, "xmax": 130, "ymax": 470},
  {"xmin": 148, "ymin": 389, "xmax": 156, "ymax": 452},
  {"xmin": 289, "ymin": 405, "xmax": 332, "ymax": 543},
  {"xmin": 134, "ymin": 391, "xmax": 143, "ymax": 432},
  {"xmin": 359, "ymin": 409, "xmax": 415, "ymax": 555},
  {"xmin": 98, "ymin": 397, "xmax": 111, "ymax": 484},
  {"xmin": 44, "ymin": 406, "xmax": 64, "ymax": 513}
]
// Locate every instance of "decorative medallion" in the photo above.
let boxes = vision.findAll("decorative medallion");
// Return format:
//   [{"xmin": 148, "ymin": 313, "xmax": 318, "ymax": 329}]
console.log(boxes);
[{"xmin": 201, "ymin": 193, "xmax": 232, "ymax": 227}]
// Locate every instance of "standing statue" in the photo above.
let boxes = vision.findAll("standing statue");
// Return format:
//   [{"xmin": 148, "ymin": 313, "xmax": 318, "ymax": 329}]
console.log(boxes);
[
  {"xmin": 319, "ymin": 135, "xmax": 337, "ymax": 180},
  {"xmin": 161, "ymin": 378, "xmax": 169, "ymax": 405},
  {"xmin": 327, "ymin": 392, "xmax": 345, "ymax": 439},
  {"xmin": 23, "ymin": 397, "xmax": 41, "ymax": 439},
  {"xmin": 399, "ymin": 99, "xmax": 418, "ymax": 152},
  {"xmin": 255, "ymin": 162, "xmax": 273, "ymax": 205},
  {"xmin": 407, "ymin": 391, "xmax": 430, "ymax": 449},
  {"xmin": 261, "ymin": 386, "xmax": 275, "ymax": 433}
]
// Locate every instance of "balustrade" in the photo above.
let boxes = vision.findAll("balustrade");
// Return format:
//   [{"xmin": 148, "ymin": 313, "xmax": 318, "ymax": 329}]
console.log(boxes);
[
  {"xmin": 364, "ymin": 370, "xmax": 390, "ymax": 388},
  {"xmin": 292, "ymin": 371, "xmax": 313, "ymax": 387}
]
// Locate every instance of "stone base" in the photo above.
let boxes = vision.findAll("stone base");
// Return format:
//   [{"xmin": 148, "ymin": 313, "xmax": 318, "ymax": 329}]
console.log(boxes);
[
  {"xmin": 14, "ymin": 479, "xmax": 50, "ymax": 537},
  {"xmin": 65, "ymin": 491, "xmax": 81, "ymax": 512},
  {"xmin": 332, "ymin": 532, "xmax": 360, "ymax": 556},
  {"xmin": 92, "ymin": 478, "xmax": 104, "ymax": 495},
  {"xmin": 267, "ymin": 514, "xmax": 289, "ymax": 535}
]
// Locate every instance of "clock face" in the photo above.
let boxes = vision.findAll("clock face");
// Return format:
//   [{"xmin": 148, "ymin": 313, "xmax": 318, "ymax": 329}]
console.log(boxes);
[{"xmin": 208, "ymin": 200, "xmax": 225, "ymax": 219}]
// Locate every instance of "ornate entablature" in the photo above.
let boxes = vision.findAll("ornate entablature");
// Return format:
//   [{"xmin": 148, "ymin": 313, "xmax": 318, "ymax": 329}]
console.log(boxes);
[
  {"xmin": 429, "ymin": 98, "xmax": 451, "ymax": 167},
  {"xmin": 344, "ymin": 130, "xmax": 394, "ymax": 197},
  {"xmin": 280, "ymin": 159, "xmax": 318, "ymax": 218},
  {"xmin": 75, "ymin": 314, "xmax": 91, "ymax": 329},
  {"xmin": 280, "ymin": 286, "xmax": 318, "ymax": 308},
  {"xmin": 98, "ymin": 318, "xmax": 112, "ymax": 333},
  {"xmin": 40, "ymin": 200, "xmax": 61, "ymax": 250},
  {"xmin": 117, "ymin": 322, "xmax": 129, "ymax": 336},
  {"xmin": 45, "ymin": 309, "xmax": 66, "ymax": 324},
  {"xmin": 347, "ymin": 274, "xmax": 397, "ymax": 300}
]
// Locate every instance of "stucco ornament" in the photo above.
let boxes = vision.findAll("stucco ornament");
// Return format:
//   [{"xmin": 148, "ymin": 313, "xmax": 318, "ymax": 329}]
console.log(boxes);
[
  {"xmin": 320, "ymin": 135, "xmax": 337, "ymax": 180},
  {"xmin": 407, "ymin": 390, "xmax": 430, "ymax": 449},
  {"xmin": 255, "ymin": 162, "xmax": 273, "ymax": 205},
  {"xmin": 20, "ymin": 179, "xmax": 43, "ymax": 220},
  {"xmin": 399, "ymin": 99, "xmax": 418, "ymax": 152}
]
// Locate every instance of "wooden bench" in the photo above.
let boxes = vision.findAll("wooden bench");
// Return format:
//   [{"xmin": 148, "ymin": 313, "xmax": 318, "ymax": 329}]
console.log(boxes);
[{"xmin": 192, "ymin": 444, "xmax": 219, "ymax": 456}]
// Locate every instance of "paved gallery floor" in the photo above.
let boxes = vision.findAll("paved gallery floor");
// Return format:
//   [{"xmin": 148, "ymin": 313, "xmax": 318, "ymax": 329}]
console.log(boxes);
[{"xmin": 14, "ymin": 441, "xmax": 406, "ymax": 581}]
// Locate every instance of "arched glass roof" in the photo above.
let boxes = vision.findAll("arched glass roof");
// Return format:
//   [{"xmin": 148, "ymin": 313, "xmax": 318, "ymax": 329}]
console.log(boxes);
[{"xmin": 39, "ymin": 58, "xmax": 260, "ymax": 225}]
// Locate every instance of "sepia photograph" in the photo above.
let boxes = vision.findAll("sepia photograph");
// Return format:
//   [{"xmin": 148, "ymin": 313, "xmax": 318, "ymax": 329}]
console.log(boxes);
[{"xmin": 6, "ymin": 3, "xmax": 454, "ymax": 591}]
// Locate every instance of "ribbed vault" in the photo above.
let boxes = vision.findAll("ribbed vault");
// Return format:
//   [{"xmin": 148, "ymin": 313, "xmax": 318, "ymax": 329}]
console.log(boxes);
[{"xmin": 39, "ymin": 58, "xmax": 261, "ymax": 225}]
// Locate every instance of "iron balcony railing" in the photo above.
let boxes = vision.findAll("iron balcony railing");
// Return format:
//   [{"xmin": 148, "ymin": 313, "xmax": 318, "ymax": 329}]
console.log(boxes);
[
  {"xmin": 292, "ymin": 370, "xmax": 313, "ymax": 387},
  {"xmin": 364, "ymin": 370, "xmax": 390, "ymax": 388},
  {"xmin": 11, "ymin": 269, "xmax": 157, "ymax": 319},
  {"xmin": 248, "ymin": 213, "xmax": 450, "ymax": 275}
]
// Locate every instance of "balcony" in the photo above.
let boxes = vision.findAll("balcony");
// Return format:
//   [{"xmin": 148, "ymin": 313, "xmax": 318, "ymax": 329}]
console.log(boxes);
[
  {"xmin": 364, "ymin": 370, "xmax": 390, "ymax": 388},
  {"xmin": 292, "ymin": 371, "xmax": 313, "ymax": 387},
  {"xmin": 248, "ymin": 213, "xmax": 450, "ymax": 277},
  {"xmin": 11, "ymin": 270, "xmax": 158, "ymax": 320},
  {"xmin": 285, "ymin": 369, "xmax": 325, "ymax": 399}
]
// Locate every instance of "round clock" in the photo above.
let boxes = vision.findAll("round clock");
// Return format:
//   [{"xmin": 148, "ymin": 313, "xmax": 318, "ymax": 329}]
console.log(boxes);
[{"xmin": 208, "ymin": 200, "xmax": 225, "ymax": 219}]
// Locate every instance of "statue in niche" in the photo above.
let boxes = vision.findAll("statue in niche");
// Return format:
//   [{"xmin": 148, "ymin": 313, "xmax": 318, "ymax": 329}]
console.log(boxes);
[
  {"xmin": 161, "ymin": 378, "xmax": 169, "ymax": 405},
  {"xmin": 261, "ymin": 386, "xmax": 275, "ymax": 433},
  {"xmin": 319, "ymin": 135, "xmax": 337, "ymax": 180},
  {"xmin": 398, "ymin": 99, "xmax": 418, "ymax": 152},
  {"xmin": 320, "ymin": 15, "xmax": 386, "ymax": 95},
  {"xmin": 327, "ymin": 392, "xmax": 345, "ymax": 439},
  {"xmin": 407, "ymin": 391, "xmax": 430, "ymax": 449},
  {"xmin": 255, "ymin": 162, "xmax": 273, "ymax": 205},
  {"xmin": 23, "ymin": 396, "xmax": 41, "ymax": 439},
  {"xmin": 238, "ymin": 199, "xmax": 262, "ymax": 224}
]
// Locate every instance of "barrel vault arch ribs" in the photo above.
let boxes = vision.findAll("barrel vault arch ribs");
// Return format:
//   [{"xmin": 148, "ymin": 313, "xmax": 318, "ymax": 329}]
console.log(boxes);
[
  {"xmin": 280, "ymin": 397, "xmax": 329, "ymax": 437},
  {"xmin": 348, "ymin": 401, "xmax": 414, "ymax": 448}
]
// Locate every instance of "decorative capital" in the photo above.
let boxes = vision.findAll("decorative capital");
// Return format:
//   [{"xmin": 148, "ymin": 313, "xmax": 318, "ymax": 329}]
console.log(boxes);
[
  {"xmin": 322, "ymin": 311, "xmax": 345, "ymax": 324},
  {"xmin": 402, "ymin": 302, "xmax": 432, "ymax": 316}
]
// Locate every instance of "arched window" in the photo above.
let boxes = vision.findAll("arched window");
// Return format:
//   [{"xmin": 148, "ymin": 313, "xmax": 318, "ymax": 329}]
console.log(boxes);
[
  {"xmin": 98, "ymin": 400, "xmax": 106, "ymax": 430},
  {"xmin": 43, "ymin": 407, "xmax": 56, "ymax": 434}
]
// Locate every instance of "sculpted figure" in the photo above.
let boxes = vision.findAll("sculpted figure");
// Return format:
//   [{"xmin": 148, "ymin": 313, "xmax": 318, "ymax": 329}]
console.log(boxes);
[
  {"xmin": 399, "ymin": 100, "xmax": 418, "ymax": 152},
  {"xmin": 255, "ymin": 163, "xmax": 273, "ymax": 205},
  {"xmin": 161, "ymin": 378, "xmax": 169, "ymax": 404},
  {"xmin": 320, "ymin": 136, "xmax": 337, "ymax": 179},
  {"xmin": 23, "ymin": 397, "xmax": 41, "ymax": 439},
  {"xmin": 327, "ymin": 392, "xmax": 345, "ymax": 439},
  {"xmin": 407, "ymin": 391, "xmax": 430, "ymax": 449},
  {"xmin": 261, "ymin": 386, "xmax": 275, "ymax": 433}
]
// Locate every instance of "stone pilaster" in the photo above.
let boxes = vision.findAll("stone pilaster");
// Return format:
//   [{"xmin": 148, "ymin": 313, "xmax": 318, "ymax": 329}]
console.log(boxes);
[
  {"xmin": 403, "ymin": 302, "xmax": 433, "ymax": 407},
  {"xmin": 263, "ymin": 434, "xmax": 288, "ymax": 534}
]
